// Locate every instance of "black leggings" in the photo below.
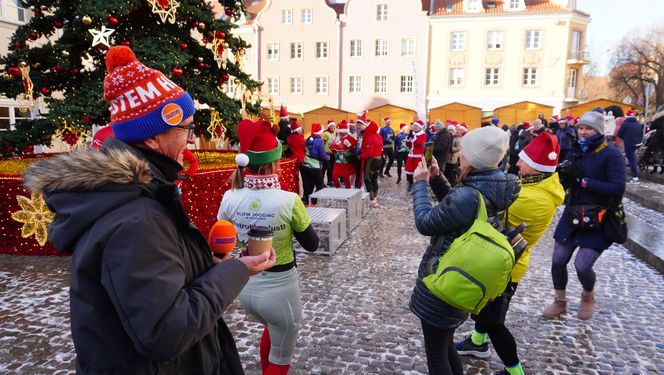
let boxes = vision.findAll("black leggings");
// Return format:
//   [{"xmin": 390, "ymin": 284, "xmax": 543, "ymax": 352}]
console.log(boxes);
[
  {"xmin": 300, "ymin": 166, "xmax": 324, "ymax": 204},
  {"xmin": 396, "ymin": 151, "xmax": 408, "ymax": 180},
  {"xmin": 473, "ymin": 282, "xmax": 519, "ymax": 367},
  {"xmin": 364, "ymin": 157, "xmax": 381, "ymax": 199},
  {"xmin": 381, "ymin": 146, "xmax": 395, "ymax": 174},
  {"xmin": 421, "ymin": 321, "xmax": 463, "ymax": 375}
]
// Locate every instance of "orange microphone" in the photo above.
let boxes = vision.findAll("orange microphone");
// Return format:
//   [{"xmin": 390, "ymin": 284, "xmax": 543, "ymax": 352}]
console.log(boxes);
[{"xmin": 208, "ymin": 220, "xmax": 237, "ymax": 256}]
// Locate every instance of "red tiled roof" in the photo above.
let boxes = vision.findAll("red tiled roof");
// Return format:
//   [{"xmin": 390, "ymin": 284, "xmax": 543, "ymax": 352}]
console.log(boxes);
[{"xmin": 425, "ymin": 0, "xmax": 572, "ymax": 16}]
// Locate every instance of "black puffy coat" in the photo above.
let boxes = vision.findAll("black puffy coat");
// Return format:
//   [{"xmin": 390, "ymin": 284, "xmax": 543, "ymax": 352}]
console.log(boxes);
[
  {"xmin": 23, "ymin": 139, "xmax": 249, "ymax": 375},
  {"xmin": 409, "ymin": 170, "xmax": 520, "ymax": 329}
]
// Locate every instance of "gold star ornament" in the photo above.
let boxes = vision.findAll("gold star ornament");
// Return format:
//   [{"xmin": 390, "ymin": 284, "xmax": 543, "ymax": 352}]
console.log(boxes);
[
  {"xmin": 148, "ymin": 0, "xmax": 180, "ymax": 24},
  {"xmin": 11, "ymin": 193, "xmax": 55, "ymax": 246},
  {"xmin": 89, "ymin": 25, "xmax": 115, "ymax": 48}
]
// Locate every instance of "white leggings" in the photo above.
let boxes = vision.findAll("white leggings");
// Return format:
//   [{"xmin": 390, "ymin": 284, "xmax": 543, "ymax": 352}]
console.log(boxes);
[{"xmin": 239, "ymin": 267, "xmax": 302, "ymax": 365}]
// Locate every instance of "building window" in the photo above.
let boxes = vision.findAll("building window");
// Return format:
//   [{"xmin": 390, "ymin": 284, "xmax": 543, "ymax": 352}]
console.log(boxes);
[
  {"xmin": 485, "ymin": 68, "xmax": 500, "ymax": 86},
  {"xmin": 301, "ymin": 9, "xmax": 312, "ymax": 24},
  {"xmin": 316, "ymin": 77, "xmax": 328, "ymax": 94},
  {"xmin": 466, "ymin": 0, "xmax": 481, "ymax": 11},
  {"xmin": 316, "ymin": 42, "xmax": 328, "ymax": 59},
  {"xmin": 0, "ymin": 106, "xmax": 32, "ymax": 131},
  {"xmin": 450, "ymin": 32, "xmax": 466, "ymax": 51},
  {"xmin": 400, "ymin": 75, "xmax": 414, "ymax": 93},
  {"xmin": 290, "ymin": 77, "xmax": 302, "ymax": 94},
  {"xmin": 267, "ymin": 43, "xmax": 279, "ymax": 60},
  {"xmin": 290, "ymin": 42, "xmax": 302, "ymax": 59},
  {"xmin": 401, "ymin": 38, "xmax": 416, "ymax": 57},
  {"xmin": 349, "ymin": 76, "xmax": 362, "ymax": 93},
  {"xmin": 267, "ymin": 77, "xmax": 279, "ymax": 94},
  {"xmin": 523, "ymin": 68, "xmax": 537, "ymax": 86},
  {"xmin": 525, "ymin": 30, "xmax": 541, "ymax": 49},
  {"xmin": 509, "ymin": 0, "xmax": 522, "ymax": 9},
  {"xmin": 487, "ymin": 31, "xmax": 503, "ymax": 50},
  {"xmin": 0, "ymin": 1, "xmax": 31, "ymax": 23},
  {"xmin": 375, "ymin": 39, "xmax": 389, "ymax": 57},
  {"xmin": 350, "ymin": 40, "xmax": 362, "ymax": 57},
  {"xmin": 376, "ymin": 4, "xmax": 388, "ymax": 21},
  {"xmin": 449, "ymin": 68, "xmax": 464, "ymax": 87},
  {"xmin": 225, "ymin": 77, "xmax": 236, "ymax": 96},
  {"xmin": 374, "ymin": 75, "xmax": 387, "ymax": 93},
  {"xmin": 281, "ymin": 9, "xmax": 292, "ymax": 24}
]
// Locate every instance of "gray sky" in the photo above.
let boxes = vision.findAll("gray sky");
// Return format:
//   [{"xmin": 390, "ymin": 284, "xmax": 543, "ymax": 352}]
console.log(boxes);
[{"xmin": 581, "ymin": 0, "xmax": 664, "ymax": 75}]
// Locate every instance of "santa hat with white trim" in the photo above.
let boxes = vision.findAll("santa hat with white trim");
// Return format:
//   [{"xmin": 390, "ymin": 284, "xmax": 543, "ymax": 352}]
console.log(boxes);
[
  {"xmin": 290, "ymin": 121, "xmax": 302, "ymax": 133},
  {"xmin": 337, "ymin": 120, "xmax": 349, "ymax": 133},
  {"xmin": 327, "ymin": 120, "xmax": 336, "ymax": 128},
  {"xmin": 235, "ymin": 119, "xmax": 282, "ymax": 167},
  {"xmin": 357, "ymin": 112, "xmax": 368, "ymax": 126},
  {"xmin": 518, "ymin": 132, "xmax": 560, "ymax": 173},
  {"xmin": 279, "ymin": 105, "xmax": 289, "ymax": 120},
  {"xmin": 412, "ymin": 119, "xmax": 424, "ymax": 131},
  {"xmin": 311, "ymin": 123, "xmax": 324, "ymax": 135}
]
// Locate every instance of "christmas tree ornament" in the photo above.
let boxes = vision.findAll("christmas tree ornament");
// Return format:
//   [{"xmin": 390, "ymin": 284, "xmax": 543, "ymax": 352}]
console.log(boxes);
[
  {"xmin": 61, "ymin": 50, "xmax": 70, "ymax": 58},
  {"xmin": 31, "ymin": 62, "xmax": 41, "ymax": 70},
  {"xmin": 225, "ymin": 7, "xmax": 233, "ymax": 16},
  {"xmin": 40, "ymin": 86, "xmax": 52, "ymax": 96},
  {"xmin": 221, "ymin": 73, "xmax": 230, "ymax": 82},
  {"xmin": 207, "ymin": 109, "xmax": 226, "ymax": 147},
  {"xmin": 180, "ymin": 42, "xmax": 187, "ymax": 50},
  {"xmin": 69, "ymin": 68, "xmax": 79, "ymax": 75},
  {"xmin": 148, "ymin": 0, "xmax": 180, "ymax": 24},
  {"xmin": 54, "ymin": 64, "xmax": 65, "ymax": 74},
  {"xmin": 53, "ymin": 19, "xmax": 64, "ymax": 29},
  {"xmin": 107, "ymin": 16, "xmax": 119, "ymax": 27},
  {"xmin": 171, "ymin": 67, "xmax": 183, "ymax": 77},
  {"xmin": 211, "ymin": 35, "xmax": 225, "ymax": 68},
  {"xmin": 28, "ymin": 31, "xmax": 38, "ymax": 41},
  {"xmin": 82, "ymin": 15, "xmax": 93, "ymax": 25},
  {"xmin": 11, "ymin": 193, "xmax": 55, "ymax": 246},
  {"xmin": 197, "ymin": 22, "xmax": 206, "ymax": 32},
  {"xmin": 8, "ymin": 66, "xmax": 21, "ymax": 77},
  {"xmin": 197, "ymin": 62, "xmax": 205, "ymax": 69},
  {"xmin": 196, "ymin": 56, "xmax": 204, "ymax": 62},
  {"xmin": 14, "ymin": 41, "xmax": 23, "ymax": 49},
  {"xmin": 215, "ymin": 31, "xmax": 225, "ymax": 39},
  {"xmin": 89, "ymin": 26, "xmax": 115, "ymax": 48},
  {"xmin": 235, "ymin": 1, "xmax": 242, "ymax": 9},
  {"xmin": 121, "ymin": 40, "xmax": 131, "ymax": 46},
  {"xmin": 16, "ymin": 64, "xmax": 34, "ymax": 112}
]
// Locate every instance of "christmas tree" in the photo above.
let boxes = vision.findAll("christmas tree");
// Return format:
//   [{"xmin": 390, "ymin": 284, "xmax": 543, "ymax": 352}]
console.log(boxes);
[{"xmin": 0, "ymin": 0, "xmax": 261, "ymax": 155}]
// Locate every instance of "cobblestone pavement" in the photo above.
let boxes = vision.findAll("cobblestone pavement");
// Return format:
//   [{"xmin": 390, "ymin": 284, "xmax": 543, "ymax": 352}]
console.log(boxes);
[{"xmin": 1, "ymin": 173, "xmax": 664, "ymax": 374}]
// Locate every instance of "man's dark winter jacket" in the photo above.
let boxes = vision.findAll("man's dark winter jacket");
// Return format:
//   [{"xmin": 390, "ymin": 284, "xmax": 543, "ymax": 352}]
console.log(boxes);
[
  {"xmin": 22, "ymin": 139, "xmax": 249, "ymax": 375},
  {"xmin": 431, "ymin": 129, "xmax": 451, "ymax": 169},
  {"xmin": 617, "ymin": 117, "xmax": 643, "ymax": 148},
  {"xmin": 409, "ymin": 170, "xmax": 520, "ymax": 330}
]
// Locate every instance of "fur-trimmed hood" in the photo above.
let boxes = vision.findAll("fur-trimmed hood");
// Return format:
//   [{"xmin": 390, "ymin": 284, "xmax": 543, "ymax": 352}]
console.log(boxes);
[
  {"xmin": 23, "ymin": 146, "xmax": 152, "ymax": 195},
  {"xmin": 22, "ymin": 140, "xmax": 159, "ymax": 252}
]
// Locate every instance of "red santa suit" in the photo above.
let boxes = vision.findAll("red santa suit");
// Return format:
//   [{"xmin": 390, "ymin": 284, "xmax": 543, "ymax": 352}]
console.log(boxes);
[
  {"xmin": 404, "ymin": 122, "xmax": 427, "ymax": 175},
  {"xmin": 330, "ymin": 121, "xmax": 357, "ymax": 188}
]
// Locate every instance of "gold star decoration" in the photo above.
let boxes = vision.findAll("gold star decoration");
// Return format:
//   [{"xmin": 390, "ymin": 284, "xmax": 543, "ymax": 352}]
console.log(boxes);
[
  {"xmin": 147, "ymin": 0, "xmax": 180, "ymax": 24},
  {"xmin": 16, "ymin": 64, "xmax": 34, "ymax": 112},
  {"xmin": 54, "ymin": 121, "xmax": 89, "ymax": 150},
  {"xmin": 207, "ymin": 110, "xmax": 226, "ymax": 148},
  {"xmin": 11, "ymin": 193, "xmax": 55, "ymax": 246},
  {"xmin": 89, "ymin": 25, "xmax": 115, "ymax": 48},
  {"xmin": 211, "ymin": 35, "xmax": 226, "ymax": 68}
]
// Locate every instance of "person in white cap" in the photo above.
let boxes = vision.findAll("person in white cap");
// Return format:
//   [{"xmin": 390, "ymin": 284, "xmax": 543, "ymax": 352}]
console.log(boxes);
[
  {"xmin": 456, "ymin": 132, "xmax": 565, "ymax": 375},
  {"xmin": 409, "ymin": 126, "xmax": 520, "ymax": 375}
]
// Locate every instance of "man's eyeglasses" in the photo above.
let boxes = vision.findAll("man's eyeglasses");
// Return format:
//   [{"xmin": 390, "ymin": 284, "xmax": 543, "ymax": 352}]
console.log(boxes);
[{"xmin": 173, "ymin": 123, "xmax": 196, "ymax": 139}]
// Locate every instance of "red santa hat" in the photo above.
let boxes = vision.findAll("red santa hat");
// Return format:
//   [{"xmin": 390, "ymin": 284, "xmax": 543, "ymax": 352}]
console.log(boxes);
[
  {"xmin": 290, "ymin": 121, "xmax": 302, "ymax": 133},
  {"xmin": 357, "ymin": 111, "xmax": 368, "ymax": 125},
  {"xmin": 384, "ymin": 117, "xmax": 391, "ymax": 123},
  {"xmin": 457, "ymin": 125, "xmax": 468, "ymax": 135},
  {"xmin": 337, "ymin": 120, "xmax": 349, "ymax": 133},
  {"xmin": 327, "ymin": 120, "xmax": 336, "ymax": 128},
  {"xmin": 279, "ymin": 105, "xmax": 289, "ymax": 120},
  {"xmin": 550, "ymin": 115, "xmax": 559, "ymax": 122},
  {"xmin": 311, "ymin": 123, "xmax": 324, "ymax": 135},
  {"xmin": 523, "ymin": 121, "xmax": 531, "ymax": 130},
  {"xmin": 626, "ymin": 109, "xmax": 637, "ymax": 117},
  {"xmin": 412, "ymin": 119, "xmax": 424, "ymax": 130},
  {"xmin": 399, "ymin": 123, "xmax": 407, "ymax": 129},
  {"xmin": 235, "ymin": 119, "xmax": 282, "ymax": 167},
  {"xmin": 518, "ymin": 132, "xmax": 560, "ymax": 173}
]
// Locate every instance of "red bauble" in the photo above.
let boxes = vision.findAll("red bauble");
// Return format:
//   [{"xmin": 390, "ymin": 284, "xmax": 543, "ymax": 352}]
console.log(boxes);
[
  {"xmin": 192, "ymin": 21, "xmax": 199, "ymax": 28},
  {"xmin": 82, "ymin": 114, "xmax": 93, "ymax": 124},
  {"xmin": 8, "ymin": 66, "xmax": 21, "ymax": 77},
  {"xmin": 107, "ymin": 16, "xmax": 119, "ymax": 27},
  {"xmin": 197, "ymin": 62, "xmax": 205, "ymax": 69},
  {"xmin": 21, "ymin": 145, "xmax": 34, "ymax": 154},
  {"xmin": 40, "ymin": 86, "xmax": 52, "ymax": 97},
  {"xmin": 53, "ymin": 20, "xmax": 64, "ymax": 29},
  {"xmin": 28, "ymin": 31, "xmax": 39, "ymax": 41},
  {"xmin": 180, "ymin": 43, "xmax": 188, "ymax": 50},
  {"xmin": 70, "ymin": 68, "xmax": 80, "ymax": 75},
  {"xmin": 171, "ymin": 67, "xmax": 183, "ymax": 77},
  {"xmin": 225, "ymin": 7, "xmax": 234, "ymax": 16},
  {"xmin": 14, "ymin": 41, "xmax": 23, "ymax": 49},
  {"xmin": 54, "ymin": 64, "xmax": 66, "ymax": 74},
  {"xmin": 121, "ymin": 40, "xmax": 131, "ymax": 46},
  {"xmin": 215, "ymin": 31, "xmax": 225, "ymax": 39},
  {"xmin": 221, "ymin": 73, "xmax": 230, "ymax": 82},
  {"xmin": 3, "ymin": 146, "xmax": 15, "ymax": 153}
]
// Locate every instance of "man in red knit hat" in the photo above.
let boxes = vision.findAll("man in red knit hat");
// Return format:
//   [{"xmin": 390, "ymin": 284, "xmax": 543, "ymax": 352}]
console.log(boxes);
[
  {"xmin": 22, "ymin": 46, "xmax": 275, "ymax": 375},
  {"xmin": 330, "ymin": 120, "xmax": 357, "ymax": 188}
]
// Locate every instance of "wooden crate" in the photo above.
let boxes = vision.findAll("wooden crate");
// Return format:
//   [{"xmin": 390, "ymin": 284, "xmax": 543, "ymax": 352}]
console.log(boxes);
[{"xmin": 294, "ymin": 207, "xmax": 347, "ymax": 256}]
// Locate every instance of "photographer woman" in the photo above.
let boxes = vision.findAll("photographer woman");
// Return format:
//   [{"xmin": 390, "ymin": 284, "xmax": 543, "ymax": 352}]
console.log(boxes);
[
  {"xmin": 409, "ymin": 127, "xmax": 520, "ymax": 374},
  {"xmin": 543, "ymin": 111, "xmax": 626, "ymax": 320}
]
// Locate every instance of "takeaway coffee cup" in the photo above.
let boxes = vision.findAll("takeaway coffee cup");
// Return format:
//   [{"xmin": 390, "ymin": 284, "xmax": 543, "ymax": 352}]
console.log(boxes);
[{"xmin": 247, "ymin": 226, "xmax": 273, "ymax": 256}]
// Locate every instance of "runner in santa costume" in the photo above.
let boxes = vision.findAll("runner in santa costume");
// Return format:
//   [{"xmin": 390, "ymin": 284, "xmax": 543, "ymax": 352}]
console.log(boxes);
[
  {"xmin": 286, "ymin": 121, "xmax": 305, "ymax": 167},
  {"xmin": 405, "ymin": 119, "xmax": 427, "ymax": 191},
  {"xmin": 361, "ymin": 120, "xmax": 384, "ymax": 207},
  {"xmin": 276, "ymin": 105, "xmax": 291, "ymax": 149},
  {"xmin": 330, "ymin": 120, "xmax": 357, "ymax": 188},
  {"xmin": 353, "ymin": 112, "xmax": 369, "ymax": 188}
]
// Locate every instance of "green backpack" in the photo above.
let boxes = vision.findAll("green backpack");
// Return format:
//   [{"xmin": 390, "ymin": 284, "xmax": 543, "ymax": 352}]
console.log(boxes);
[{"xmin": 422, "ymin": 190, "xmax": 515, "ymax": 315}]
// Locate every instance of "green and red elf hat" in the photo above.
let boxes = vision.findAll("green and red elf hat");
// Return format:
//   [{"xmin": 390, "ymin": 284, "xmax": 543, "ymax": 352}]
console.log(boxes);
[{"xmin": 235, "ymin": 119, "xmax": 282, "ymax": 167}]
